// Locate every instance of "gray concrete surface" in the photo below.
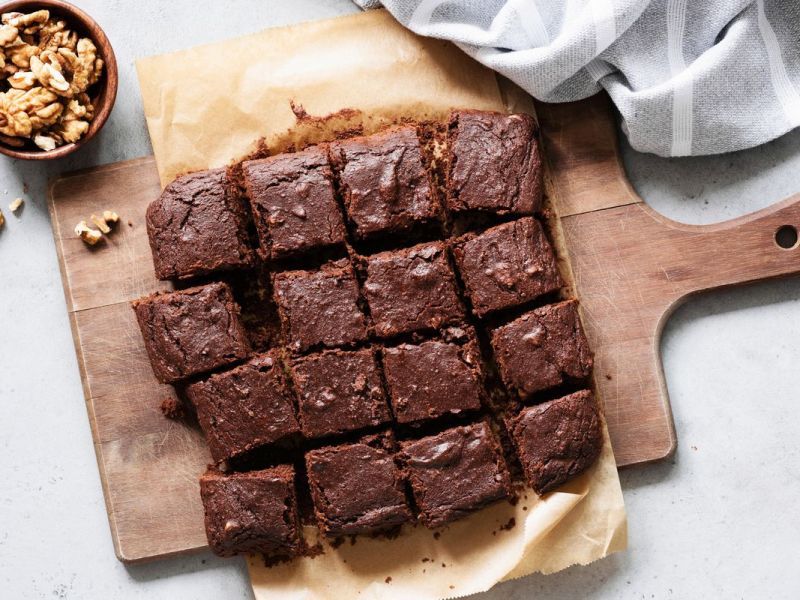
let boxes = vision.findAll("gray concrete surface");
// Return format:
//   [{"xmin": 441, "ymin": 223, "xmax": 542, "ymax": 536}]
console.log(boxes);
[{"xmin": 1, "ymin": 1, "xmax": 799, "ymax": 598}]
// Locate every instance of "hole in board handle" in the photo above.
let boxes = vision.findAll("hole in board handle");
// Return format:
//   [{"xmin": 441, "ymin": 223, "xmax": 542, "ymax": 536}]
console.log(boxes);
[{"xmin": 775, "ymin": 225, "xmax": 798, "ymax": 250}]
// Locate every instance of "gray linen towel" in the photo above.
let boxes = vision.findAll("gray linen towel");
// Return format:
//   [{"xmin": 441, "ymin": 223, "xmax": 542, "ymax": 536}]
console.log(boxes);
[{"xmin": 355, "ymin": 0, "xmax": 800, "ymax": 157}]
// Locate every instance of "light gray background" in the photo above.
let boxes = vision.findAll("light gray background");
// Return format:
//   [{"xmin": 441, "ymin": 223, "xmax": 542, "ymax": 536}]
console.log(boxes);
[{"xmin": 1, "ymin": 1, "xmax": 799, "ymax": 598}]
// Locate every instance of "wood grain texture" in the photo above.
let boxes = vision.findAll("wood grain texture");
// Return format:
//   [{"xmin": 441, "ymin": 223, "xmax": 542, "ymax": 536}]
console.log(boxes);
[
  {"xmin": 538, "ymin": 96, "xmax": 800, "ymax": 466},
  {"xmin": 48, "ymin": 94, "xmax": 800, "ymax": 562}
]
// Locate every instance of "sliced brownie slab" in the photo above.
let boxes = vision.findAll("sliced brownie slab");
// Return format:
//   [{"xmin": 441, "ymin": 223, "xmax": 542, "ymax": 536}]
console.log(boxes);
[
  {"xmin": 132, "ymin": 282, "xmax": 250, "ymax": 383},
  {"xmin": 382, "ymin": 338, "xmax": 483, "ymax": 425},
  {"xmin": 146, "ymin": 168, "xmax": 253, "ymax": 280},
  {"xmin": 273, "ymin": 259, "xmax": 368, "ymax": 354},
  {"xmin": 243, "ymin": 146, "xmax": 347, "ymax": 260},
  {"xmin": 306, "ymin": 434, "xmax": 411, "ymax": 537},
  {"xmin": 490, "ymin": 299, "xmax": 592, "ymax": 398},
  {"xmin": 200, "ymin": 465, "xmax": 302, "ymax": 559},
  {"xmin": 399, "ymin": 421, "xmax": 512, "ymax": 528},
  {"xmin": 290, "ymin": 348, "xmax": 391, "ymax": 439},
  {"xmin": 329, "ymin": 126, "xmax": 439, "ymax": 240},
  {"xmin": 445, "ymin": 110, "xmax": 542, "ymax": 216},
  {"xmin": 186, "ymin": 353, "xmax": 299, "ymax": 463},
  {"xmin": 362, "ymin": 241, "xmax": 464, "ymax": 338},
  {"xmin": 506, "ymin": 390, "xmax": 603, "ymax": 494},
  {"xmin": 452, "ymin": 217, "xmax": 562, "ymax": 316}
]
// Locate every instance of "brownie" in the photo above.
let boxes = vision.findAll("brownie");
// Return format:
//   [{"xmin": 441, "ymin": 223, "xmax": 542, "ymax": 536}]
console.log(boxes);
[
  {"xmin": 132, "ymin": 282, "xmax": 251, "ymax": 383},
  {"xmin": 291, "ymin": 348, "xmax": 390, "ymax": 439},
  {"xmin": 200, "ymin": 466, "xmax": 302, "ymax": 559},
  {"xmin": 329, "ymin": 126, "xmax": 438, "ymax": 240},
  {"xmin": 399, "ymin": 421, "xmax": 512, "ymax": 528},
  {"xmin": 507, "ymin": 390, "xmax": 603, "ymax": 494},
  {"xmin": 382, "ymin": 339, "xmax": 483, "ymax": 425},
  {"xmin": 490, "ymin": 300, "xmax": 592, "ymax": 397},
  {"xmin": 243, "ymin": 146, "xmax": 347, "ymax": 260},
  {"xmin": 446, "ymin": 110, "xmax": 542, "ymax": 216},
  {"xmin": 363, "ymin": 242, "xmax": 464, "ymax": 338},
  {"xmin": 186, "ymin": 353, "xmax": 300, "ymax": 463},
  {"xmin": 146, "ymin": 168, "xmax": 253, "ymax": 280},
  {"xmin": 452, "ymin": 217, "xmax": 562, "ymax": 316},
  {"xmin": 305, "ymin": 435, "xmax": 411, "ymax": 536},
  {"xmin": 273, "ymin": 259, "xmax": 368, "ymax": 353}
]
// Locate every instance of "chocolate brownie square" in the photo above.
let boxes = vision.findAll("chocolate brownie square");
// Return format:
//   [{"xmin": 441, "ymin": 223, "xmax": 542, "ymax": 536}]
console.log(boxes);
[
  {"xmin": 507, "ymin": 390, "xmax": 603, "ymax": 494},
  {"xmin": 490, "ymin": 300, "xmax": 592, "ymax": 397},
  {"xmin": 273, "ymin": 259, "xmax": 368, "ymax": 353},
  {"xmin": 132, "ymin": 282, "xmax": 251, "ymax": 383},
  {"xmin": 146, "ymin": 168, "xmax": 253, "ymax": 280},
  {"xmin": 306, "ymin": 435, "xmax": 411, "ymax": 536},
  {"xmin": 399, "ymin": 421, "xmax": 512, "ymax": 528},
  {"xmin": 186, "ymin": 353, "xmax": 300, "ymax": 463},
  {"xmin": 291, "ymin": 348, "xmax": 391, "ymax": 439},
  {"xmin": 452, "ymin": 217, "xmax": 562, "ymax": 316},
  {"xmin": 243, "ymin": 146, "xmax": 347, "ymax": 260},
  {"xmin": 329, "ymin": 126, "xmax": 438, "ymax": 240},
  {"xmin": 200, "ymin": 465, "xmax": 302, "ymax": 559},
  {"xmin": 363, "ymin": 242, "xmax": 464, "ymax": 338},
  {"xmin": 445, "ymin": 110, "xmax": 542, "ymax": 216},
  {"xmin": 382, "ymin": 339, "xmax": 483, "ymax": 425}
]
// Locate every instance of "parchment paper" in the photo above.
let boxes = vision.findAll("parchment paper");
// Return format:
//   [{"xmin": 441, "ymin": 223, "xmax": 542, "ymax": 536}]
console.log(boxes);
[{"xmin": 136, "ymin": 9, "xmax": 627, "ymax": 599}]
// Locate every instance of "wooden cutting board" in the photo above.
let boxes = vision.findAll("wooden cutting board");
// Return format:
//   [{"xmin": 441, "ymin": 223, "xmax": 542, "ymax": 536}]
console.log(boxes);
[{"xmin": 48, "ymin": 93, "xmax": 800, "ymax": 562}]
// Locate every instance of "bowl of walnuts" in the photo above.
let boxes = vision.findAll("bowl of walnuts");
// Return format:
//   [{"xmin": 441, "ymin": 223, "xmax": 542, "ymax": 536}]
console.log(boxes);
[{"xmin": 0, "ymin": 0, "xmax": 117, "ymax": 159}]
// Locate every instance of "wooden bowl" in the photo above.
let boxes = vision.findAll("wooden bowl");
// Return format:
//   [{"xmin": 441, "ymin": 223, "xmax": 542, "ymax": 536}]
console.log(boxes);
[{"xmin": 0, "ymin": 0, "xmax": 117, "ymax": 160}]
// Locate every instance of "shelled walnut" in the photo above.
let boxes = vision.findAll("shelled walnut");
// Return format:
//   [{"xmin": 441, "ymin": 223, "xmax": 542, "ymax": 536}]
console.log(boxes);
[{"xmin": 0, "ymin": 9, "xmax": 103, "ymax": 150}]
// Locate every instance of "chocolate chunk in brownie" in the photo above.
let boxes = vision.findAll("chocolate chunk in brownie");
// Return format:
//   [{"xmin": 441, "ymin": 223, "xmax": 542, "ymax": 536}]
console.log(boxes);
[
  {"xmin": 363, "ymin": 242, "xmax": 464, "ymax": 338},
  {"xmin": 186, "ymin": 353, "xmax": 300, "ymax": 463},
  {"xmin": 445, "ymin": 110, "xmax": 542, "ymax": 216},
  {"xmin": 132, "ymin": 282, "xmax": 251, "ymax": 383},
  {"xmin": 243, "ymin": 146, "xmax": 347, "ymax": 260},
  {"xmin": 490, "ymin": 300, "xmax": 592, "ymax": 397},
  {"xmin": 145, "ymin": 168, "xmax": 253, "ymax": 280},
  {"xmin": 200, "ymin": 465, "xmax": 302, "ymax": 559},
  {"xmin": 398, "ymin": 421, "xmax": 512, "ymax": 528},
  {"xmin": 506, "ymin": 390, "xmax": 603, "ymax": 494},
  {"xmin": 273, "ymin": 259, "xmax": 368, "ymax": 353},
  {"xmin": 382, "ymin": 338, "xmax": 483, "ymax": 425},
  {"xmin": 291, "ymin": 348, "xmax": 390, "ymax": 439},
  {"xmin": 452, "ymin": 217, "xmax": 562, "ymax": 316},
  {"xmin": 305, "ymin": 434, "xmax": 411, "ymax": 536},
  {"xmin": 329, "ymin": 126, "xmax": 438, "ymax": 240}
]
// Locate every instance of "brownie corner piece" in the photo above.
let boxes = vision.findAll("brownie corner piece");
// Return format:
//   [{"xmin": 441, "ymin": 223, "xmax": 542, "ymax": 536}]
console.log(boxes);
[
  {"xmin": 452, "ymin": 217, "xmax": 562, "ymax": 316},
  {"xmin": 363, "ymin": 241, "xmax": 464, "ymax": 338},
  {"xmin": 243, "ymin": 145, "xmax": 347, "ymax": 260},
  {"xmin": 382, "ymin": 337, "xmax": 483, "ymax": 425},
  {"xmin": 273, "ymin": 258, "xmax": 368, "ymax": 353},
  {"xmin": 145, "ymin": 168, "xmax": 253, "ymax": 280},
  {"xmin": 399, "ymin": 420, "xmax": 512, "ymax": 528},
  {"xmin": 186, "ymin": 352, "xmax": 299, "ymax": 463},
  {"xmin": 200, "ymin": 465, "xmax": 302, "ymax": 559},
  {"xmin": 291, "ymin": 347, "xmax": 390, "ymax": 439},
  {"xmin": 507, "ymin": 389, "xmax": 603, "ymax": 495},
  {"xmin": 490, "ymin": 299, "xmax": 592, "ymax": 397},
  {"xmin": 446, "ymin": 110, "xmax": 542, "ymax": 216},
  {"xmin": 132, "ymin": 282, "xmax": 251, "ymax": 383},
  {"xmin": 329, "ymin": 125, "xmax": 438, "ymax": 240},
  {"xmin": 305, "ymin": 436, "xmax": 411, "ymax": 537}
]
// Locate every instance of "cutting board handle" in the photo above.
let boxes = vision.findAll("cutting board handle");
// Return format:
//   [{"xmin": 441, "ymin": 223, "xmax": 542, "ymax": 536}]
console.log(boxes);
[
  {"xmin": 649, "ymin": 194, "xmax": 800, "ymax": 304},
  {"xmin": 538, "ymin": 93, "xmax": 800, "ymax": 466}
]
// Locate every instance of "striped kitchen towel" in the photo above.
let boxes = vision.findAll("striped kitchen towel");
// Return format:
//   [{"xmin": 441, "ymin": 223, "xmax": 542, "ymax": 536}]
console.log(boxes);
[{"xmin": 354, "ymin": 0, "xmax": 800, "ymax": 157}]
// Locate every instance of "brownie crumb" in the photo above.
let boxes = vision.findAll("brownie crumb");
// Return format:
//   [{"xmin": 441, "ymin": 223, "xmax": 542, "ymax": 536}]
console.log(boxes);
[
  {"xmin": 385, "ymin": 576, "xmax": 392, "ymax": 584},
  {"xmin": 305, "ymin": 542, "xmax": 324, "ymax": 558},
  {"xmin": 433, "ymin": 532, "xmax": 441, "ymax": 540},
  {"xmin": 421, "ymin": 557, "xmax": 430, "ymax": 563},
  {"xmin": 499, "ymin": 517, "xmax": 516, "ymax": 532},
  {"xmin": 442, "ymin": 563, "xmax": 446, "ymax": 568},
  {"xmin": 605, "ymin": 374, "xmax": 613, "ymax": 380},
  {"xmin": 159, "ymin": 397, "xmax": 184, "ymax": 420}
]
